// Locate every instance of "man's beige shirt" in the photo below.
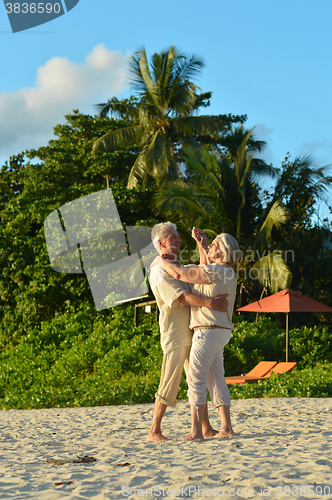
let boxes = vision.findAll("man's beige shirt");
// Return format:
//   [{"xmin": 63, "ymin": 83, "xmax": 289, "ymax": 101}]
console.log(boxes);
[
  {"xmin": 149, "ymin": 265, "xmax": 192, "ymax": 354},
  {"xmin": 190, "ymin": 263, "xmax": 237, "ymax": 331}
]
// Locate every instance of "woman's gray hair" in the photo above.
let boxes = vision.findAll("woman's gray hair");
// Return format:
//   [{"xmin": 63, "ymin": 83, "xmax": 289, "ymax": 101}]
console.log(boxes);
[
  {"xmin": 151, "ymin": 222, "xmax": 177, "ymax": 254},
  {"xmin": 217, "ymin": 233, "xmax": 241, "ymax": 264}
]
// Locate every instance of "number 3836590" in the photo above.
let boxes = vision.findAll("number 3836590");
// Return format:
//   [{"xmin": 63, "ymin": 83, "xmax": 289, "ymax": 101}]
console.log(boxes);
[{"xmin": 5, "ymin": 3, "xmax": 61, "ymax": 14}]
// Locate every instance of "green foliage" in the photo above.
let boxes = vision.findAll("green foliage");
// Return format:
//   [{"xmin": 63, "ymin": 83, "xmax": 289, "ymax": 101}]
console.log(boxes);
[
  {"xmin": 229, "ymin": 363, "xmax": 332, "ymax": 399},
  {"xmin": 0, "ymin": 111, "xmax": 157, "ymax": 348},
  {"xmin": 0, "ymin": 48, "xmax": 331, "ymax": 410},
  {"xmin": 154, "ymin": 131, "xmax": 268, "ymax": 242},
  {"xmin": 154, "ymin": 133, "xmax": 291, "ymax": 294},
  {"xmin": 289, "ymin": 326, "xmax": 332, "ymax": 367},
  {"xmin": 224, "ymin": 317, "xmax": 286, "ymax": 375},
  {"xmin": 266, "ymin": 154, "xmax": 332, "ymax": 317},
  {"xmin": 0, "ymin": 305, "xmax": 163, "ymax": 409},
  {"xmin": 225, "ymin": 316, "xmax": 332, "ymax": 375},
  {"xmin": 93, "ymin": 46, "xmax": 242, "ymax": 188},
  {"xmin": 1, "ymin": 313, "xmax": 332, "ymax": 409}
]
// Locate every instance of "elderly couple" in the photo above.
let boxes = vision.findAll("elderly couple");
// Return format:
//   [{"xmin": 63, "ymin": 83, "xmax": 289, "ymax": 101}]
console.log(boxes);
[{"xmin": 147, "ymin": 222, "xmax": 240, "ymax": 442}]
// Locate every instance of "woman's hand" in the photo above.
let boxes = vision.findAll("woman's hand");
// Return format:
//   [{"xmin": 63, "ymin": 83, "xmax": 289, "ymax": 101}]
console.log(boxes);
[
  {"xmin": 192, "ymin": 227, "xmax": 209, "ymax": 248},
  {"xmin": 150, "ymin": 256, "xmax": 181, "ymax": 269},
  {"xmin": 192, "ymin": 227, "xmax": 211, "ymax": 265}
]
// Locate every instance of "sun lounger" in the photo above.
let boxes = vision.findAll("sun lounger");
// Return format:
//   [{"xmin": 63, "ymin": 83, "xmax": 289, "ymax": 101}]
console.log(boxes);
[
  {"xmin": 225, "ymin": 361, "xmax": 278, "ymax": 385},
  {"xmin": 249, "ymin": 362, "xmax": 297, "ymax": 382},
  {"xmin": 225, "ymin": 361, "xmax": 297, "ymax": 385}
]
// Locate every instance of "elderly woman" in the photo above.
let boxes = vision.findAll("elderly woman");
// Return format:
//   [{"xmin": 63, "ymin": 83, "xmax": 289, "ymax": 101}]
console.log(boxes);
[{"xmin": 153, "ymin": 228, "xmax": 240, "ymax": 441}]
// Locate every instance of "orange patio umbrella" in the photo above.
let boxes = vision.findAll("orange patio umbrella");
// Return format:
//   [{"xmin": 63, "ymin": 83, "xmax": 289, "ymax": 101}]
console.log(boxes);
[{"xmin": 237, "ymin": 289, "xmax": 332, "ymax": 362}]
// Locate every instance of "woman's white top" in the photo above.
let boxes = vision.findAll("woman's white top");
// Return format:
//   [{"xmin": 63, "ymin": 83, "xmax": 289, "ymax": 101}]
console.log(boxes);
[{"xmin": 189, "ymin": 263, "xmax": 237, "ymax": 331}]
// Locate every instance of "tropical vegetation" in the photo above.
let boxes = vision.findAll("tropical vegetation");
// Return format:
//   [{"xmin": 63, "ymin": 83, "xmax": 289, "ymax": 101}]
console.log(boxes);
[
  {"xmin": 0, "ymin": 310, "xmax": 332, "ymax": 410},
  {"xmin": 92, "ymin": 46, "xmax": 242, "ymax": 188},
  {"xmin": 0, "ymin": 45, "xmax": 331, "ymax": 409},
  {"xmin": 154, "ymin": 131, "xmax": 291, "ymax": 292}
]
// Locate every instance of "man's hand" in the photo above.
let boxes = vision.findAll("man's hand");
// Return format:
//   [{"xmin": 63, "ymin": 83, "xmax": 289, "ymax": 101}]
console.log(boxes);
[
  {"xmin": 177, "ymin": 292, "xmax": 229, "ymax": 311},
  {"xmin": 210, "ymin": 294, "xmax": 229, "ymax": 312},
  {"xmin": 192, "ymin": 227, "xmax": 209, "ymax": 249}
]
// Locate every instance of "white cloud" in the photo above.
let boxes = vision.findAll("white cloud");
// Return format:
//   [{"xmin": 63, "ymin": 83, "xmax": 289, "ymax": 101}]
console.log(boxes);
[{"xmin": 0, "ymin": 44, "xmax": 130, "ymax": 160}]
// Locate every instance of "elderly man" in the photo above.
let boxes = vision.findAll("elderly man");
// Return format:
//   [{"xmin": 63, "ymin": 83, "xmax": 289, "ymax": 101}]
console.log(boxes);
[{"xmin": 148, "ymin": 222, "xmax": 228, "ymax": 441}]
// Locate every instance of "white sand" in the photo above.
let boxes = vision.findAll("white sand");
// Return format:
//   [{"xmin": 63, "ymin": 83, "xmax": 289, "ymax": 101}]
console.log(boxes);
[{"xmin": 1, "ymin": 398, "xmax": 332, "ymax": 499}]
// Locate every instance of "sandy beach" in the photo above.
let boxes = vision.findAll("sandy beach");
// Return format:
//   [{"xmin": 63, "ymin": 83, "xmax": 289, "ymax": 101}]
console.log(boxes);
[{"xmin": 1, "ymin": 398, "xmax": 332, "ymax": 499}]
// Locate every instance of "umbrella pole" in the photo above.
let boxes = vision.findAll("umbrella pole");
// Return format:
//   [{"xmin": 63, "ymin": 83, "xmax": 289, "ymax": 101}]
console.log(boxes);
[{"xmin": 286, "ymin": 312, "xmax": 289, "ymax": 362}]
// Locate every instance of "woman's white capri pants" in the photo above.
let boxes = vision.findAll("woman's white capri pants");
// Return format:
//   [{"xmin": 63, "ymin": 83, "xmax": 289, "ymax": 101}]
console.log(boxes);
[{"xmin": 187, "ymin": 327, "xmax": 232, "ymax": 407}]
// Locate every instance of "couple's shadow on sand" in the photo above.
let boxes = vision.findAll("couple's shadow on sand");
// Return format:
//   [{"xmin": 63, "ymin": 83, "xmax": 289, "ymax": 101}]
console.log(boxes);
[{"xmin": 148, "ymin": 428, "xmax": 325, "ymax": 443}]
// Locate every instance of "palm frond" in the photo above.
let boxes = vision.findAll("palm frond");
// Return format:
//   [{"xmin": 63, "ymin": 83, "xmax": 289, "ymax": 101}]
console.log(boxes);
[
  {"xmin": 181, "ymin": 144, "xmax": 207, "ymax": 173},
  {"xmin": 126, "ymin": 133, "xmax": 174, "ymax": 188},
  {"xmin": 250, "ymin": 159, "xmax": 279, "ymax": 179},
  {"xmin": 226, "ymin": 125, "xmax": 266, "ymax": 156},
  {"xmin": 94, "ymin": 97, "xmax": 139, "ymax": 120},
  {"xmin": 127, "ymin": 148, "xmax": 150, "ymax": 188},
  {"xmin": 309, "ymin": 164, "xmax": 332, "ymax": 195},
  {"xmin": 234, "ymin": 128, "xmax": 254, "ymax": 185},
  {"xmin": 173, "ymin": 115, "xmax": 219, "ymax": 137},
  {"xmin": 251, "ymin": 251, "xmax": 292, "ymax": 293},
  {"xmin": 144, "ymin": 132, "xmax": 169, "ymax": 183},
  {"xmin": 181, "ymin": 146, "xmax": 222, "ymax": 192},
  {"xmin": 128, "ymin": 47, "xmax": 152, "ymax": 93},
  {"xmin": 171, "ymin": 50, "xmax": 204, "ymax": 81},
  {"xmin": 254, "ymin": 200, "xmax": 289, "ymax": 253},
  {"xmin": 273, "ymin": 155, "xmax": 332, "ymax": 209},
  {"xmin": 92, "ymin": 125, "xmax": 144, "ymax": 154},
  {"xmin": 152, "ymin": 48, "xmax": 174, "ymax": 103},
  {"xmin": 153, "ymin": 179, "xmax": 212, "ymax": 222},
  {"xmin": 168, "ymin": 81, "xmax": 197, "ymax": 116}
]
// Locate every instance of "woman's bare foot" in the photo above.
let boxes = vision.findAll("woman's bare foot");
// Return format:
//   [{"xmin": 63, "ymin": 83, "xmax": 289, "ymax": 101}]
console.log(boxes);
[
  {"xmin": 203, "ymin": 427, "xmax": 219, "ymax": 438},
  {"xmin": 183, "ymin": 432, "xmax": 205, "ymax": 442},
  {"xmin": 148, "ymin": 431, "xmax": 169, "ymax": 442},
  {"xmin": 214, "ymin": 426, "xmax": 235, "ymax": 438}
]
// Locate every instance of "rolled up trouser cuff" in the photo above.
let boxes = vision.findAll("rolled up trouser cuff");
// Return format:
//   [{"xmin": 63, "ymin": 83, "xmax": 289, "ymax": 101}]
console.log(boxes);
[
  {"xmin": 207, "ymin": 363, "xmax": 231, "ymax": 406},
  {"xmin": 155, "ymin": 345, "xmax": 191, "ymax": 407},
  {"xmin": 155, "ymin": 392, "xmax": 176, "ymax": 407}
]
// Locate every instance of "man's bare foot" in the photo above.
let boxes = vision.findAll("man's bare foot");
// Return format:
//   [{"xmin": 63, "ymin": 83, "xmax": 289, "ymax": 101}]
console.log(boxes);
[
  {"xmin": 214, "ymin": 426, "xmax": 235, "ymax": 438},
  {"xmin": 148, "ymin": 431, "xmax": 169, "ymax": 442},
  {"xmin": 203, "ymin": 427, "xmax": 219, "ymax": 438},
  {"xmin": 183, "ymin": 433, "xmax": 205, "ymax": 442}
]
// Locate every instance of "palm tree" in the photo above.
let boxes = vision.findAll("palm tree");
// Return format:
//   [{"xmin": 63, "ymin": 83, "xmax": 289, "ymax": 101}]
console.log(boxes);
[
  {"xmin": 154, "ymin": 132, "xmax": 291, "ymax": 293},
  {"xmin": 272, "ymin": 154, "xmax": 332, "ymax": 224},
  {"xmin": 92, "ymin": 46, "xmax": 219, "ymax": 188},
  {"xmin": 268, "ymin": 154, "xmax": 332, "ymax": 295}
]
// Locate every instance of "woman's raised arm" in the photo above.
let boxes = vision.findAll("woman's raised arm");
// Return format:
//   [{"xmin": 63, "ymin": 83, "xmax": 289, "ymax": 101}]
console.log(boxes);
[
  {"xmin": 155, "ymin": 256, "xmax": 210, "ymax": 284},
  {"xmin": 191, "ymin": 227, "xmax": 212, "ymax": 266}
]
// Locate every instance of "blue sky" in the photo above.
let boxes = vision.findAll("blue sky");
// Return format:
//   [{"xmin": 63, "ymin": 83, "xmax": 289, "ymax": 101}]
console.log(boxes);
[{"xmin": 1, "ymin": 0, "xmax": 331, "ymax": 222}]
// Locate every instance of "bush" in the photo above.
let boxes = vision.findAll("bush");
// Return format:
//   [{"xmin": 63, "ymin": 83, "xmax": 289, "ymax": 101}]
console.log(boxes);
[
  {"xmin": 0, "ymin": 303, "xmax": 163, "ymax": 409},
  {"xmin": 0, "ymin": 311, "xmax": 332, "ymax": 409},
  {"xmin": 224, "ymin": 316, "xmax": 285, "ymax": 375},
  {"xmin": 224, "ymin": 316, "xmax": 332, "ymax": 375},
  {"xmin": 229, "ymin": 363, "xmax": 332, "ymax": 399}
]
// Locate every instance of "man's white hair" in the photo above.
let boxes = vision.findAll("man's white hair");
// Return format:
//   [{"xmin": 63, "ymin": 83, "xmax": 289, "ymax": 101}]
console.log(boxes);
[{"xmin": 151, "ymin": 222, "xmax": 177, "ymax": 255}]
